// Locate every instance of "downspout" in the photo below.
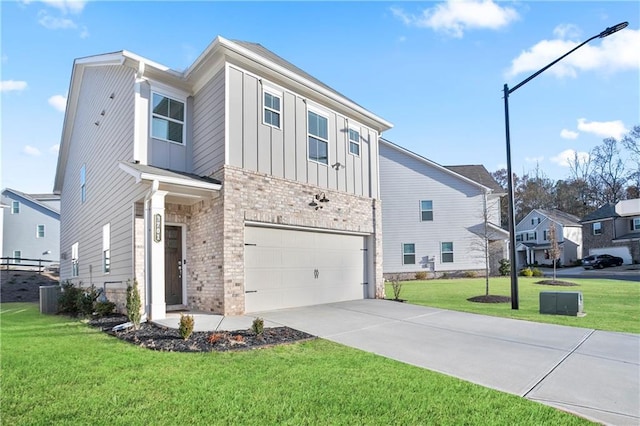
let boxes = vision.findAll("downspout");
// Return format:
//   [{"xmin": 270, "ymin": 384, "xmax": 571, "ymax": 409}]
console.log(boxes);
[{"xmin": 143, "ymin": 179, "xmax": 159, "ymax": 321}]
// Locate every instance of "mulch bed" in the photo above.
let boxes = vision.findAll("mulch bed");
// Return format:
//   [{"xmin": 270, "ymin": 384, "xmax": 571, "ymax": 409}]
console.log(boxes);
[
  {"xmin": 535, "ymin": 280, "xmax": 580, "ymax": 286},
  {"xmin": 467, "ymin": 295, "xmax": 511, "ymax": 303},
  {"xmin": 88, "ymin": 314, "xmax": 316, "ymax": 353}
]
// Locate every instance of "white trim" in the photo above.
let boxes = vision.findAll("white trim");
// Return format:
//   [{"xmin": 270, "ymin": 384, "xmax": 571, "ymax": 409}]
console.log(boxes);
[
  {"xmin": 150, "ymin": 91, "xmax": 186, "ymax": 145},
  {"xmin": 118, "ymin": 163, "xmax": 222, "ymax": 191},
  {"xmin": 36, "ymin": 224, "xmax": 45, "ymax": 238},
  {"xmin": 419, "ymin": 200, "xmax": 433, "ymax": 222},
  {"xmin": 402, "ymin": 242, "xmax": 416, "ymax": 265},
  {"xmin": 440, "ymin": 241, "xmax": 454, "ymax": 263},
  {"xmin": 262, "ymin": 85, "xmax": 282, "ymax": 130},
  {"xmin": 347, "ymin": 124, "xmax": 361, "ymax": 157},
  {"xmin": 307, "ymin": 108, "xmax": 330, "ymax": 166},
  {"xmin": 244, "ymin": 221, "xmax": 370, "ymax": 237},
  {"xmin": 224, "ymin": 63, "xmax": 230, "ymax": 166}
]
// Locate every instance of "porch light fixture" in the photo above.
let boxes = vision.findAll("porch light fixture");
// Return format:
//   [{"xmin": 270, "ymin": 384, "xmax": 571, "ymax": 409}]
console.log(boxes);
[{"xmin": 331, "ymin": 162, "xmax": 344, "ymax": 170}]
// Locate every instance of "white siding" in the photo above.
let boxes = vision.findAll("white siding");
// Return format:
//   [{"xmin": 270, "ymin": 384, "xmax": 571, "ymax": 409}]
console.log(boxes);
[{"xmin": 192, "ymin": 67, "xmax": 225, "ymax": 175}]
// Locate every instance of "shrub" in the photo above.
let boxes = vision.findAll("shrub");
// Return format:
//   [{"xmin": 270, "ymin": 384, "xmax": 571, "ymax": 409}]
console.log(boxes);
[
  {"xmin": 463, "ymin": 271, "xmax": 477, "ymax": 278},
  {"xmin": 58, "ymin": 281, "xmax": 83, "ymax": 315},
  {"xmin": 77, "ymin": 285, "xmax": 100, "ymax": 316},
  {"xmin": 179, "ymin": 314, "xmax": 194, "ymax": 340},
  {"xmin": 94, "ymin": 300, "xmax": 116, "ymax": 317},
  {"xmin": 519, "ymin": 268, "xmax": 533, "ymax": 277},
  {"xmin": 390, "ymin": 275, "xmax": 403, "ymax": 300},
  {"xmin": 531, "ymin": 268, "xmax": 544, "ymax": 277},
  {"xmin": 126, "ymin": 279, "xmax": 142, "ymax": 329},
  {"xmin": 415, "ymin": 271, "xmax": 427, "ymax": 280},
  {"xmin": 251, "ymin": 317, "xmax": 264, "ymax": 335},
  {"xmin": 498, "ymin": 259, "xmax": 510, "ymax": 276},
  {"xmin": 207, "ymin": 333, "xmax": 225, "ymax": 344}
]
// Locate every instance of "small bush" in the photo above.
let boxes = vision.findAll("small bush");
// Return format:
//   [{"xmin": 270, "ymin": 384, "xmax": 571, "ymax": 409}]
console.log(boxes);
[
  {"xmin": 179, "ymin": 314, "xmax": 194, "ymax": 340},
  {"xmin": 531, "ymin": 268, "xmax": 544, "ymax": 277},
  {"xmin": 77, "ymin": 285, "xmax": 99, "ymax": 316},
  {"xmin": 58, "ymin": 281, "xmax": 83, "ymax": 315},
  {"xmin": 462, "ymin": 271, "xmax": 477, "ymax": 278},
  {"xmin": 251, "ymin": 317, "xmax": 264, "ymax": 335},
  {"xmin": 498, "ymin": 259, "xmax": 510, "ymax": 276},
  {"xmin": 94, "ymin": 300, "xmax": 116, "ymax": 317},
  {"xmin": 415, "ymin": 271, "xmax": 427, "ymax": 280},
  {"xmin": 126, "ymin": 279, "xmax": 141, "ymax": 329},
  {"xmin": 519, "ymin": 268, "xmax": 533, "ymax": 277},
  {"xmin": 207, "ymin": 333, "xmax": 225, "ymax": 344},
  {"xmin": 390, "ymin": 275, "xmax": 403, "ymax": 300}
]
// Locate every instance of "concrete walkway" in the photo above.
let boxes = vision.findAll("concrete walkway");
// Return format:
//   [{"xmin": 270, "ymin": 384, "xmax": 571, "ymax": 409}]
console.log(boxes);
[{"xmin": 155, "ymin": 300, "xmax": 639, "ymax": 425}]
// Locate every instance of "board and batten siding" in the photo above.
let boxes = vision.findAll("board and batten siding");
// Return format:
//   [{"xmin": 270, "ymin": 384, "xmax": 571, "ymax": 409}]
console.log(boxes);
[
  {"xmin": 59, "ymin": 65, "xmax": 147, "ymax": 288},
  {"xmin": 192, "ymin": 67, "xmax": 226, "ymax": 176},
  {"xmin": 226, "ymin": 64, "xmax": 378, "ymax": 198},
  {"xmin": 379, "ymin": 143, "xmax": 489, "ymax": 273}
]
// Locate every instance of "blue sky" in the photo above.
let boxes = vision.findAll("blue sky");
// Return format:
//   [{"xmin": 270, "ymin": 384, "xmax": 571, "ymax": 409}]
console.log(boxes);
[{"xmin": 1, "ymin": 1, "xmax": 638, "ymax": 194}]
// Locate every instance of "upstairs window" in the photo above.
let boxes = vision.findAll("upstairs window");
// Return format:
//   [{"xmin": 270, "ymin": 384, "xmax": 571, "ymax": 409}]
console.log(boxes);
[
  {"xmin": 13, "ymin": 250, "xmax": 21, "ymax": 264},
  {"xmin": 71, "ymin": 242, "xmax": 79, "ymax": 277},
  {"xmin": 441, "ymin": 242, "xmax": 454, "ymax": 263},
  {"xmin": 543, "ymin": 229, "xmax": 549, "ymax": 241},
  {"xmin": 152, "ymin": 93, "xmax": 184, "ymax": 144},
  {"xmin": 80, "ymin": 164, "xmax": 86, "ymax": 203},
  {"xmin": 402, "ymin": 243, "xmax": 415, "ymax": 265},
  {"xmin": 263, "ymin": 90, "xmax": 281, "ymax": 128},
  {"xmin": 11, "ymin": 201, "xmax": 19, "ymax": 214},
  {"xmin": 37, "ymin": 225, "xmax": 45, "ymax": 238},
  {"xmin": 632, "ymin": 218, "xmax": 640, "ymax": 231},
  {"xmin": 516, "ymin": 234, "xmax": 523, "ymax": 242},
  {"xmin": 593, "ymin": 222, "xmax": 602, "ymax": 235},
  {"xmin": 348, "ymin": 127, "xmax": 360, "ymax": 156},
  {"xmin": 103, "ymin": 223, "xmax": 111, "ymax": 274},
  {"xmin": 420, "ymin": 200, "xmax": 433, "ymax": 221},
  {"xmin": 308, "ymin": 110, "xmax": 328, "ymax": 164}
]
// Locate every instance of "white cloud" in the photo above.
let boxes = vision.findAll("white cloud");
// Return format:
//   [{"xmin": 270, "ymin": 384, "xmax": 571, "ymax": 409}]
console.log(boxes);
[
  {"xmin": 506, "ymin": 27, "xmax": 640, "ymax": 78},
  {"xmin": 23, "ymin": 145, "xmax": 42, "ymax": 156},
  {"xmin": 391, "ymin": 0, "xmax": 518, "ymax": 38},
  {"xmin": 553, "ymin": 24, "xmax": 581, "ymax": 40},
  {"xmin": 577, "ymin": 118, "xmax": 628, "ymax": 139},
  {"xmin": 39, "ymin": 0, "xmax": 86, "ymax": 14},
  {"xmin": 525, "ymin": 156, "xmax": 544, "ymax": 164},
  {"xmin": 48, "ymin": 94, "xmax": 67, "ymax": 112},
  {"xmin": 49, "ymin": 144, "xmax": 60, "ymax": 154},
  {"xmin": 0, "ymin": 80, "xmax": 28, "ymax": 92},
  {"xmin": 560, "ymin": 129, "xmax": 579, "ymax": 140},
  {"xmin": 38, "ymin": 10, "xmax": 76, "ymax": 29},
  {"xmin": 551, "ymin": 149, "xmax": 589, "ymax": 167}
]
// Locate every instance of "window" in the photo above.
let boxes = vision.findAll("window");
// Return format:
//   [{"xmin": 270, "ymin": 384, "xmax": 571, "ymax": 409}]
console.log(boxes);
[
  {"xmin": 263, "ymin": 91, "xmax": 281, "ymax": 128},
  {"xmin": 103, "ymin": 223, "xmax": 110, "ymax": 274},
  {"xmin": 11, "ymin": 201, "xmax": 19, "ymax": 214},
  {"xmin": 441, "ymin": 242, "xmax": 454, "ymax": 263},
  {"xmin": 420, "ymin": 200, "xmax": 433, "ymax": 221},
  {"xmin": 348, "ymin": 127, "xmax": 360, "ymax": 156},
  {"xmin": 516, "ymin": 234, "xmax": 523, "ymax": 242},
  {"xmin": 526, "ymin": 232, "xmax": 536, "ymax": 241},
  {"xmin": 308, "ymin": 110, "xmax": 328, "ymax": 164},
  {"xmin": 402, "ymin": 243, "xmax": 415, "ymax": 265},
  {"xmin": 632, "ymin": 218, "xmax": 640, "ymax": 231},
  {"xmin": 152, "ymin": 93, "xmax": 184, "ymax": 144},
  {"xmin": 593, "ymin": 222, "xmax": 602, "ymax": 235},
  {"xmin": 13, "ymin": 250, "xmax": 21, "ymax": 264},
  {"xmin": 37, "ymin": 225, "xmax": 45, "ymax": 238},
  {"xmin": 71, "ymin": 242, "xmax": 79, "ymax": 277},
  {"xmin": 80, "ymin": 164, "xmax": 86, "ymax": 203},
  {"xmin": 543, "ymin": 230, "xmax": 549, "ymax": 241}
]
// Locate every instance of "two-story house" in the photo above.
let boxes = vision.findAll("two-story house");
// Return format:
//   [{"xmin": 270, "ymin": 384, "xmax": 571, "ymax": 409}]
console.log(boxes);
[
  {"xmin": 54, "ymin": 37, "xmax": 392, "ymax": 319},
  {"xmin": 1, "ymin": 188, "xmax": 60, "ymax": 266},
  {"xmin": 581, "ymin": 199, "xmax": 640, "ymax": 264},
  {"xmin": 514, "ymin": 209, "xmax": 582, "ymax": 269},
  {"xmin": 379, "ymin": 139, "xmax": 508, "ymax": 278}
]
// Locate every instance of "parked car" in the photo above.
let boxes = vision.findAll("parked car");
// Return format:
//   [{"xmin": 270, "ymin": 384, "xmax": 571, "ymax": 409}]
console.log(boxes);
[{"xmin": 582, "ymin": 254, "xmax": 624, "ymax": 269}]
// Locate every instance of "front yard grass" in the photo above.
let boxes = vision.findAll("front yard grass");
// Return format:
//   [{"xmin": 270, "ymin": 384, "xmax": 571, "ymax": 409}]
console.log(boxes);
[
  {"xmin": 386, "ymin": 277, "xmax": 640, "ymax": 333},
  {"xmin": 1, "ymin": 303, "xmax": 592, "ymax": 425}
]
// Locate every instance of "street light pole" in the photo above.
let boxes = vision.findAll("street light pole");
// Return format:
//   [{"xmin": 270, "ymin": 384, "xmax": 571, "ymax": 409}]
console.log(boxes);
[{"xmin": 503, "ymin": 21, "xmax": 628, "ymax": 310}]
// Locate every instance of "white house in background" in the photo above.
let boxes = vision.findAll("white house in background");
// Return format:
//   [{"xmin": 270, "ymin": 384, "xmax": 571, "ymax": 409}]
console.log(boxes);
[
  {"xmin": 1, "ymin": 188, "xmax": 60, "ymax": 266},
  {"xmin": 581, "ymin": 198, "xmax": 640, "ymax": 264},
  {"xmin": 379, "ymin": 139, "xmax": 508, "ymax": 279},
  {"xmin": 54, "ymin": 37, "xmax": 392, "ymax": 319},
  {"xmin": 514, "ymin": 209, "xmax": 582, "ymax": 269}
]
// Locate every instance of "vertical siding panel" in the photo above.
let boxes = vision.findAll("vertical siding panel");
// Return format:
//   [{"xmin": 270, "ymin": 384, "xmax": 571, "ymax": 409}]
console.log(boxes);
[
  {"xmin": 271, "ymin": 128, "xmax": 284, "ymax": 178},
  {"xmin": 283, "ymin": 93, "xmax": 296, "ymax": 180},
  {"xmin": 354, "ymin": 145, "xmax": 363, "ymax": 196},
  {"xmin": 361, "ymin": 130, "xmax": 370, "ymax": 198},
  {"xmin": 227, "ymin": 68, "xmax": 244, "ymax": 168},
  {"xmin": 257, "ymin": 124, "xmax": 271, "ymax": 174},
  {"xmin": 243, "ymin": 75, "xmax": 259, "ymax": 172},
  {"xmin": 336, "ymin": 116, "xmax": 347, "ymax": 192},
  {"xmin": 193, "ymin": 67, "xmax": 225, "ymax": 175},
  {"xmin": 295, "ymin": 98, "xmax": 307, "ymax": 183},
  {"xmin": 368, "ymin": 129, "xmax": 380, "ymax": 198}
]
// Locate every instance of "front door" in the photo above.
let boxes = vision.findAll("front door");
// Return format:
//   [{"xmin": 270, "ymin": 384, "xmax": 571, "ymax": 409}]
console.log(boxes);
[{"xmin": 165, "ymin": 225, "xmax": 183, "ymax": 305}]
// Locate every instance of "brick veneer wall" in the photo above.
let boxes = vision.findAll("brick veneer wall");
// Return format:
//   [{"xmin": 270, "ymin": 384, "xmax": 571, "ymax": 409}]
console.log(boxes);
[{"xmin": 582, "ymin": 219, "xmax": 616, "ymax": 252}]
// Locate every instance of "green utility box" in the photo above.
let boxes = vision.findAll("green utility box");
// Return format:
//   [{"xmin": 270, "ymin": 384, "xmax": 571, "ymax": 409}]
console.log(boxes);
[{"xmin": 540, "ymin": 291, "xmax": 583, "ymax": 316}]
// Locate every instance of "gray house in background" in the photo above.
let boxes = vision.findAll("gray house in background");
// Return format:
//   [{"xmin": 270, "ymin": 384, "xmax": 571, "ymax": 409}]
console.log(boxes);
[
  {"xmin": 54, "ymin": 37, "xmax": 392, "ymax": 319},
  {"xmin": 1, "ymin": 188, "xmax": 60, "ymax": 266},
  {"xmin": 379, "ymin": 139, "xmax": 508, "ymax": 279}
]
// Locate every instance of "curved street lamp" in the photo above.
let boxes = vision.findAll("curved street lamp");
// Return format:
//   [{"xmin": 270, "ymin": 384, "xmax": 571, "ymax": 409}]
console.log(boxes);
[{"xmin": 503, "ymin": 21, "xmax": 628, "ymax": 310}]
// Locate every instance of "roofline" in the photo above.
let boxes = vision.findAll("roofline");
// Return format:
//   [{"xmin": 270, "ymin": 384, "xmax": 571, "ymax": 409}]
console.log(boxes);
[
  {"xmin": 118, "ymin": 162, "xmax": 222, "ymax": 191},
  {"xmin": 1, "ymin": 188, "xmax": 60, "ymax": 216},
  {"xmin": 379, "ymin": 138, "xmax": 493, "ymax": 192}
]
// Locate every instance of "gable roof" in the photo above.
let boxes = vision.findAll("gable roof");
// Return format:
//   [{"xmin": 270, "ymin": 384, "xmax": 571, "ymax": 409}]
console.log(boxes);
[
  {"xmin": 1, "ymin": 188, "xmax": 60, "ymax": 216},
  {"xmin": 536, "ymin": 209, "xmax": 581, "ymax": 227},
  {"xmin": 581, "ymin": 203, "xmax": 618, "ymax": 222},
  {"xmin": 445, "ymin": 165, "xmax": 505, "ymax": 194}
]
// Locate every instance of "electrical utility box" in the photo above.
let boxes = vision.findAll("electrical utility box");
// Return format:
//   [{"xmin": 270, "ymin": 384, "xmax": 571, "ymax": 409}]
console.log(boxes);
[{"xmin": 540, "ymin": 291, "xmax": 584, "ymax": 316}]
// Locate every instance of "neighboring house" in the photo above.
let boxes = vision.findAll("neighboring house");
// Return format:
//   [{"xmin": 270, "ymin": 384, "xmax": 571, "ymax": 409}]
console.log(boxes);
[
  {"xmin": 54, "ymin": 37, "xmax": 392, "ymax": 319},
  {"xmin": 1, "ymin": 188, "xmax": 60, "ymax": 266},
  {"xmin": 514, "ymin": 209, "xmax": 582, "ymax": 269},
  {"xmin": 581, "ymin": 199, "xmax": 640, "ymax": 264},
  {"xmin": 379, "ymin": 139, "xmax": 508, "ymax": 279}
]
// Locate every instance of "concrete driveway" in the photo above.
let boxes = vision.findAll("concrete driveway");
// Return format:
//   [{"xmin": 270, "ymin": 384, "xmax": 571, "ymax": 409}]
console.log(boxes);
[{"xmin": 258, "ymin": 299, "xmax": 640, "ymax": 426}]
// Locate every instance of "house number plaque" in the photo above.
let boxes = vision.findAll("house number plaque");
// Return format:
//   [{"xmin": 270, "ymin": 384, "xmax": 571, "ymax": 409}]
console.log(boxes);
[{"xmin": 154, "ymin": 214, "xmax": 162, "ymax": 242}]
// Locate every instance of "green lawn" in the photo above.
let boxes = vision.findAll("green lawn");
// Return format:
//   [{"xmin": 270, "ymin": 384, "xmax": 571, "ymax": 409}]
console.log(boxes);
[
  {"xmin": 386, "ymin": 277, "xmax": 640, "ymax": 333},
  {"xmin": 1, "ymin": 303, "xmax": 593, "ymax": 425}
]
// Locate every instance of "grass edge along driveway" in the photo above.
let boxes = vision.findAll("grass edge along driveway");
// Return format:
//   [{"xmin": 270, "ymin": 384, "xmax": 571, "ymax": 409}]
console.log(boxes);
[{"xmin": 1, "ymin": 303, "xmax": 593, "ymax": 425}]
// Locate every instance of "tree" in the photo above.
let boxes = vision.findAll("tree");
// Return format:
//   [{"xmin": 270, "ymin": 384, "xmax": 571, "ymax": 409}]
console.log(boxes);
[
  {"xmin": 515, "ymin": 167, "xmax": 555, "ymax": 222},
  {"xmin": 589, "ymin": 138, "xmax": 628, "ymax": 204},
  {"xmin": 622, "ymin": 125, "xmax": 640, "ymax": 198},
  {"xmin": 468, "ymin": 192, "xmax": 500, "ymax": 296},
  {"xmin": 547, "ymin": 223, "xmax": 560, "ymax": 281}
]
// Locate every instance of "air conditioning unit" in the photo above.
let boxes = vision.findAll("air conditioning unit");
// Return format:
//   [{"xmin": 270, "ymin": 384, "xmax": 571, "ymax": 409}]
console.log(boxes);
[{"xmin": 540, "ymin": 291, "xmax": 584, "ymax": 316}]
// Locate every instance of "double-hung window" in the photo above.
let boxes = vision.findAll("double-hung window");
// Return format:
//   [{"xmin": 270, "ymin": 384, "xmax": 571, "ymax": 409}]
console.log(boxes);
[
  {"xmin": 420, "ymin": 200, "xmax": 433, "ymax": 221},
  {"xmin": 308, "ymin": 110, "xmax": 328, "ymax": 164},
  {"xmin": 263, "ymin": 90, "xmax": 281, "ymax": 128},
  {"xmin": 543, "ymin": 230, "xmax": 549, "ymax": 241},
  {"xmin": 152, "ymin": 93, "xmax": 184, "ymax": 144},
  {"xmin": 632, "ymin": 218, "xmax": 640, "ymax": 231},
  {"xmin": 13, "ymin": 250, "xmax": 21, "ymax": 264},
  {"xmin": 11, "ymin": 201, "xmax": 19, "ymax": 214},
  {"xmin": 348, "ymin": 127, "xmax": 360, "ymax": 156},
  {"xmin": 71, "ymin": 242, "xmax": 79, "ymax": 277},
  {"xmin": 80, "ymin": 164, "xmax": 86, "ymax": 203},
  {"xmin": 37, "ymin": 225, "xmax": 45, "ymax": 238},
  {"xmin": 593, "ymin": 222, "xmax": 602, "ymax": 235},
  {"xmin": 402, "ymin": 243, "xmax": 415, "ymax": 265},
  {"xmin": 441, "ymin": 242, "xmax": 454, "ymax": 263},
  {"xmin": 103, "ymin": 223, "xmax": 111, "ymax": 274}
]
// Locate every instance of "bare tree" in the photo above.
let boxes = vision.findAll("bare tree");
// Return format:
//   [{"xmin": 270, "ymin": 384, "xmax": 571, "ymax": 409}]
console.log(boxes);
[
  {"xmin": 622, "ymin": 125, "xmax": 640, "ymax": 197},
  {"xmin": 589, "ymin": 138, "xmax": 628, "ymax": 204},
  {"xmin": 468, "ymin": 191, "xmax": 501, "ymax": 296},
  {"xmin": 547, "ymin": 223, "xmax": 560, "ymax": 281}
]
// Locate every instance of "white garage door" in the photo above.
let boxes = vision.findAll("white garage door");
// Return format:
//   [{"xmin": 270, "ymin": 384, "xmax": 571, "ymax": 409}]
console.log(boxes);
[
  {"xmin": 244, "ymin": 226, "xmax": 367, "ymax": 313},
  {"xmin": 589, "ymin": 247, "xmax": 632, "ymax": 265}
]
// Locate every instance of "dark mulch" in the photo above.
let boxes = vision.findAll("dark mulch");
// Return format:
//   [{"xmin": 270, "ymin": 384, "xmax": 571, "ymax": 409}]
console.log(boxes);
[
  {"xmin": 467, "ymin": 295, "xmax": 511, "ymax": 303},
  {"xmin": 88, "ymin": 314, "xmax": 316, "ymax": 353},
  {"xmin": 535, "ymin": 280, "xmax": 580, "ymax": 286}
]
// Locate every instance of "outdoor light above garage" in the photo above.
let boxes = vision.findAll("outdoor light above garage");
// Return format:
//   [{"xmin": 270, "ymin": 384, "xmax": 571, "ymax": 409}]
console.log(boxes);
[{"xmin": 309, "ymin": 192, "xmax": 329, "ymax": 210}]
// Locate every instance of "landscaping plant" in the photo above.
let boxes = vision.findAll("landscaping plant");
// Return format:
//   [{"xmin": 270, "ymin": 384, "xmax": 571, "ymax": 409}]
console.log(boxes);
[
  {"xmin": 179, "ymin": 314, "xmax": 194, "ymax": 340},
  {"xmin": 126, "ymin": 279, "xmax": 141, "ymax": 329},
  {"xmin": 251, "ymin": 317, "xmax": 264, "ymax": 335}
]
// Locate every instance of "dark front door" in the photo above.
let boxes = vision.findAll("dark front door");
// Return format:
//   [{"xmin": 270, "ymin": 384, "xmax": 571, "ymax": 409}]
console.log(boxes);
[{"xmin": 165, "ymin": 225, "xmax": 183, "ymax": 305}]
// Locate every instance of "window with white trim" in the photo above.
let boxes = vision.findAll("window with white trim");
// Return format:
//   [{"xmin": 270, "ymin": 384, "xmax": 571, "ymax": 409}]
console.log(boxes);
[
  {"xmin": 80, "ymin": 164, "xmax": 86, "ymax": 203},
  {"xmin": 593, "ymin": 222, "xmax": 602, "ymax": 235},
  {"xmin": 516, "ymin": 234, "xmax": 523, "ymax": 242},
  {"xmin": 308, "ymin": 110, "xmax": 328, "ymax": 164},
  {"xmin": 263, "ymin": 90, "xmax": 281, "ymax": 128},
  {"xmin": 13, "ymin": 250, "xmax": 21, "ymax": 264},
  {"xmin": 348, "ymin": 127, "xmax": 360, "ymax": 156},
  {"xmin": 11, "ymin": 201, "xmax": 19, "ymax": 214},
  {"xmin": 526, "ymin": 232, "xmax": 536, "ymax": 241},
  {"xmin": 632, "ymin": 218, "xmax": 640, "ymax": 231},
  {"xmin": 402, "ymin": 243, "xmax": 415, "ymax": 265},
  {"xmin": 37, "ymin": 224, "xmax": 45, "ymax": 238},
  {"xmin": 72, "ymin": 242, "xmax": 79, "ymax": 277},
  {"xmin": 441, "ymin": 242, "xmax": 454, "ymax": 263},
  {"xmin": 420, "ymin": 200, "xmax": 433, "ymax": 221},
  {"xmin": 103, "ymin": 223, "xmax": 110, "ymax": 274},
  {"xmin": 152, "ymin": 93, "xmax": 184, "ymax": 144},
  {"xmin": 543, "ymin": 229, "xmax": 549, "ymax": 241}
]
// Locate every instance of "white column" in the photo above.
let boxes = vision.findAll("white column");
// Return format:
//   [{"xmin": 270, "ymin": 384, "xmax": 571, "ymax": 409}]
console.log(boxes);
[{"xmin": 149, "ymin": 190, "xmax": 168, "ymax": 320}]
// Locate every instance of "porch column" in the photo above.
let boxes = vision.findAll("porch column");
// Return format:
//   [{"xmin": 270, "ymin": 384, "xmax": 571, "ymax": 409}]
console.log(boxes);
[{"xmin": 149, "ymin": 190, "xmax": 168, "ymax": 320}]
